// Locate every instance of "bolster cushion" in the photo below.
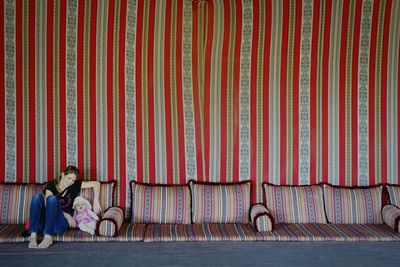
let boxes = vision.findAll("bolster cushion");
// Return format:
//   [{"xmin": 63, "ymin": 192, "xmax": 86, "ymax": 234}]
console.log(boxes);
[
  {"xmin": 263, "ymin": 183, "xmax": 327, "ymax": 224},
  {"xmin": 386, "ymin": 185, "xmax": 400, "ymax": 208},
  {"xmin": 130, "ymin": 181, "xmax": 191, "ymax": 224},
  {"xmin": 250, "ymin": 204, "xmax": 273, "ymax": 232},
  {"xmin": 323, "ymin": 184, "xmax": 383, "ymax": 224},
  {"xmin": 190, "ymin": 180, "xmax": 251, "ymax": 224},
  {"xmin": 96, "ymin": 206, "xmax": 124, "ymax": 237},
  {"xmin": 80, "ymin": 180, "xmax": 116, "ymax": 214},
  {"xmin": 0, "ymin": 183, "xmax": 44, "ymax": 224},
  {"xmin": 382, "ymin": 205, "xmax": 400, "ymax": 233}
]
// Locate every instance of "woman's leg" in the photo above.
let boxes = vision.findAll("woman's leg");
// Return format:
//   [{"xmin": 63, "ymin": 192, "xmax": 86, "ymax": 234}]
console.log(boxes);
[
  {"xmin": 37, "ymin": 195, "xmax": 69, "ymax": 249},
  {"xmin": 28, "ymin": 194, "xmax": 45, "ymax": 248}
]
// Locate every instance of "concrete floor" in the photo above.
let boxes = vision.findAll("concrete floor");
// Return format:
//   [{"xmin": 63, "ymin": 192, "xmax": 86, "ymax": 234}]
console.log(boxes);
[{"xmin": 1, "ymin": 241, "xmax": 400, "ymax": 267}]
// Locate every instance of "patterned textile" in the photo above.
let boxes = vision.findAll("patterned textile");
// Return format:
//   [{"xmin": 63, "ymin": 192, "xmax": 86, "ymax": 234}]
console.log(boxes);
[
  {"xmin": 80, "ymin": 181, "xmax": 116, "ymax": 214},
  {"xmin": 387, "ymin": 185, "xmax": 400, "ymax": 208},
  {"xmin": 130, "ymin": 181, "xmax": 191, "ymax": 224},
  {"xmin": 250, "ymin": 204, "xmax": 273, "ymax": 232},
  {"xmin": 263, "ymin": 184, "xmax": 327, "ymax": 224},
  {"xmin": 190, "ymin": 181, "xmax": 251, "ymax": 224},
  {"xmin": 96, "ymin": 207, "xmax": 125, "ymax": 237},
  {"xmin": 382, "ymin": 205, "xmax": 400, "ymax": 233},
  {"xmin": 144, "ymin": 223, "xmax": 260, "ymax": 242},
  {"xmin": 0, "ymin": 183, "xmax": 44, "ymax": 224},
  {"xmin": 257, "ymin": 223, "xmax": 400, "ymax": 242},
  {"xmin": 323, "ymin": 184, "xmax": 383, "ymax": 224},
  {"xmin": 0, "ymin": 223, "xmax": 147, "ymax": 242}
]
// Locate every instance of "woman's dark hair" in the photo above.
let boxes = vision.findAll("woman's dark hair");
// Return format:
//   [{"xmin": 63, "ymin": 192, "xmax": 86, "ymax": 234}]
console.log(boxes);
[{"xmin": 55, "ymin": 165, "xmax": 80, "ymax": 185}]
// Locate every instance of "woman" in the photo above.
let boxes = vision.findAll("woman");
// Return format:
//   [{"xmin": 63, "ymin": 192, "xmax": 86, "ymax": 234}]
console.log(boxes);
[{"xmin": 28, "ymin": 165, "xmax": 102, "ymax": 249}]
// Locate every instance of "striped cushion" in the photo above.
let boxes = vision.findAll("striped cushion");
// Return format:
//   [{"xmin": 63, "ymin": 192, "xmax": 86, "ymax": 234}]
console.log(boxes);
[
  {"xmin": 250, "ymin": 204, "xmax": 273, "ymax": 232},
  {"xmin": 190, "ymin": 181, "xmax": 251, "ymax": 224},
  {"xmin": 0, "ymin": 183, "xmax": 44, "ymax": 224},
  {"xmin": 130, "ymin": 181, "xmax": 191, "ymax": 224},
  {"xmin": 257, "ymin": 223, "xmax": 400, "ymax": 241},
  {"xmin": 323, "ymin": 184, "xmax": 383, "ymax": 224},
  {"xmin": 96, "ymin": 207, "xmax": 124, "ymax": 237},
  {"xmin": 382, "ymin": 205, "xmax": 400, "ymax": 233},
  {"xmin": 144, "ymin": 223, "xmax": 259, "ymax": 242},
  {"xmin": 80, "ymin": 181, "xmax": 115, "ymax": 213},
  {"xmin": 263, "ymin": 184, "xmax": 327, "ymax": 224},
  {"xmin": 387, "ymin": 185, "xmax": 400, "ymax": 207}
]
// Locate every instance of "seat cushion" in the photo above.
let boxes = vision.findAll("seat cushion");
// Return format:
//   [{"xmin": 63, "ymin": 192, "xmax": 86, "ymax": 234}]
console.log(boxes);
[
  {"xmin": 323, "ymin": 184, "xmax": 383, "ymax": 224},
  {"xmin": 263, "ymin": 183, "xmax": 327, "ymax": 224},
  {"xmin": 0, "ymin": 183, "xmax": 44, "ymax": 224},
  {"xmin": 257, "ymin": 223, "xmax": 400, "ymax": 241},
  {"xmin": 130, "ymin": 181, "xmax": 191, "ymax": 224},
  {"xmin": 190, "ymin": 180, "xmax": 251, "ymax": 224},
  {"xmin": 144, "ymin": 223, "xmax": 260, "ymax": 242}
]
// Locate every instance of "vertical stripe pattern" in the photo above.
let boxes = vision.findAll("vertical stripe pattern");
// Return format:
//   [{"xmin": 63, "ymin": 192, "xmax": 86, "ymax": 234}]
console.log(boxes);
[{"xmin": 1, "ymin": 0, "xmax": 400, "ymax": 216}]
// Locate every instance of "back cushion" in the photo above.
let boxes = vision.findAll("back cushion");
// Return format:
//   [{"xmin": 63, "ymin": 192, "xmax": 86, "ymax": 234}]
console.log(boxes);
[
  {"xmin": 0, "ymin": 183, "xmax": 44, "ymax": 224},
  {"xmin": 80, "ymin": 181, "xmax": 115, "ymax": 212},
  {"xmin": 190, "ymin": 180, "xmax": 251, "ymax": 224},
  {"xmin": 130, "ymin": 181, "xmax": 191, "ymax": 224},
  {"xmin": 387, "ymin": 185, "xmax": 400, "ymax": 207},
  {"xmin": 263, "ymin": 183, "xmax": 327, "ymax": 224},
  {"xmin": 323, "ymin": 184, "xmax": 383, "ymax": 224}
]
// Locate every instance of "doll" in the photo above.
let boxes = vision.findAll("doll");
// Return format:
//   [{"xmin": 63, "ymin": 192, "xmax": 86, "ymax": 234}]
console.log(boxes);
[{"xmin": 72, "ymin": 196, "xmax": 99, "ymax": 235}]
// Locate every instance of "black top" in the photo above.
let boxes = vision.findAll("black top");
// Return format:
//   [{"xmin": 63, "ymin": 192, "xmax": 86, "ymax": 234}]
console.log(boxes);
[{"xmin": 44, "ymin": 180, "xmax": 82, "ymax": 216}]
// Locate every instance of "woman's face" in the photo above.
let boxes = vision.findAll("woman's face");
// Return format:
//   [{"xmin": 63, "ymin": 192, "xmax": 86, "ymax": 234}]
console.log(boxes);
[{"xmin": 60, "ymin": 173, "xmax": 77, "ymax": 189}]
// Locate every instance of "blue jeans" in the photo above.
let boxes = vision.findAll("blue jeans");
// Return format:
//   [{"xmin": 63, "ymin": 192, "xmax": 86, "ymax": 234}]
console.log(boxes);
[{"xmin": 29, "ymin": 194, "xmax": 69, "ymax": 235}]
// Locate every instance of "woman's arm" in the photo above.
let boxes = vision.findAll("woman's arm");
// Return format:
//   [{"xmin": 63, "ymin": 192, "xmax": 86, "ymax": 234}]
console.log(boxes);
[
  {"xmin": 44, "ymin": 190, "xmax": 53, "ymax": 206},
  {"xmin": 81, "ymin": 181, "xmax": 102, "ymax": 214},
  {"xmin": 63, "ymin": 212, "xmax": 77, "ymax": 228}
]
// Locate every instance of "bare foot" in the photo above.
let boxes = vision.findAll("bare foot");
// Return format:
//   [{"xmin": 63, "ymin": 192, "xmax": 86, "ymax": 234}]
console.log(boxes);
[
  {"xmin": 28, "ymin": 233, "xmax": 38, "ymax": 249},
  {"xmin": 37, "ymin": 235, "xmax": 53, "ymax": 249}
]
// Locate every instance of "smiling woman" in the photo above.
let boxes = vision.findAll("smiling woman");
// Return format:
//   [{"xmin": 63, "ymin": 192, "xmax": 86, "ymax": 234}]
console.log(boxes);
[{"xmin": 27, "ymin": 165, "xmax": 102, "ymax": 249}]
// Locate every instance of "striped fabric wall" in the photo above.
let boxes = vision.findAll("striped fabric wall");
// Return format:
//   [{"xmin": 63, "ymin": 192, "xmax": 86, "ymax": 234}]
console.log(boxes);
[{"xmin": 0, "ymin": 0, "xmax": 399, "ymax": 212}]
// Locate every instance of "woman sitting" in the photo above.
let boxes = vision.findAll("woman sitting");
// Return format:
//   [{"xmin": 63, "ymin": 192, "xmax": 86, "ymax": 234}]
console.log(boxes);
[{"xmin": 28, "ymin": 165, "xmax": 102, "ymax": 249}]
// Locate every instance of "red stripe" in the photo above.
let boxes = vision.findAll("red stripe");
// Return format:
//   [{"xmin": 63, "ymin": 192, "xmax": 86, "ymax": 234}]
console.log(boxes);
[
  {"xmin": 119, "ymin": 0, "xmax": 127, "ymax": 210},
  {"xmin": 339, "ymin": 0, "xmax": 349, "ymax": 186},
  {"xmin": 322, "ymin": 0, "xmax": 332, "ymax": 183},
  {"xmin": 46, "ymin": 0, "xmax": 54, "ymax": 181},
  {"xmin": 90, "ymin": 0, "xmax": 97, "ymax": 180},
  {"xmin": 136, "ymin": 0, "xmax": 144, "ymax": 183},
  {"xmin": 15, "ymin": 0, "xmax": 22, "ymax": 183},
  {"xmin": 233, "ymin": 0, "xmax": 242, "ymax": 183},
  {"xmin": 381, "ymin": 0, "xmax": 392, "ymax": 185},
  {"xmin": 219, "ymin": 2, "xmax": 230, "ymax": 182},
  {"xmin": 220, "ymin": 0, "xmax": 230, "ymax": 183},
  {"xmin": 292, "ymin": 0, "xmax": 302, "ymax": 185},
  {"xmin": 369, "ymin": 0, "xmax": 379, "ymax": 185},
  {"xmin": 29, "ymin": 0, "xmax": 36, "ymax": 183},
  {"xmin": 351, "ymin": 0, "xmax": 362, "ymax": 186},
  {"xmin": 77, "ymin": 0, "xmax": 85, "ymax": 176},
  {"xmin": 310, "ymin": 0, "xmax": 320, "ymax": 185},
  {"xmin": 148, "ymin": 0, "xmax": 156, "ymax": 184},
  {"xmin": 107, "ymin": 0, "xmax": 115, "ymax": 181},
  {"xmin": 0, "ymin": 0, "xmax": 4, "ymax": 182},
  {"xmin": 59, "ymin": 0, "xmax": 67, "ymax": 171},
  {"xmin": 176, "ymin": 0, "xmax": 186, "ymax": 184},
  {"xmin": 250, "ymin": 0, "xmax": 259, "ymax": 202},
  {"xmin": 263, "ymin": 0, "xmax": 271, "ymax": 184},
  {"xmin": 164, "ymin": 0, "xmax": 173, "ymax": 184},
  {"xmin": 192, "ymin": 2, "xmax": 204, "ymax": 182},
  {"xmin": 204, "ymin": 1, "xmax": 214, "ymax": 182},
  {"xmin": 279, "ymin": 0, "xmax": 288, "ymax": 185}
]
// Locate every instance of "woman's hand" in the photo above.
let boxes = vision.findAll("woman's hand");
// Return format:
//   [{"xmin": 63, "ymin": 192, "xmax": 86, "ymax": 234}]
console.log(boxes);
[
  {"xmin": 93, "ymin": 200, "xmax": 102, "ymax": 215},
  {"xmin": 63, "ymin": 212, "xmax": 77, "ymax": 228}
]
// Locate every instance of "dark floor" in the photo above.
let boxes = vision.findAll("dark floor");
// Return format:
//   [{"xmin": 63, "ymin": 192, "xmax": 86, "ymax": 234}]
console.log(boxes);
[{"xmin": 1, "ymin": 241, "xmax": 400, "ymax": 267}]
